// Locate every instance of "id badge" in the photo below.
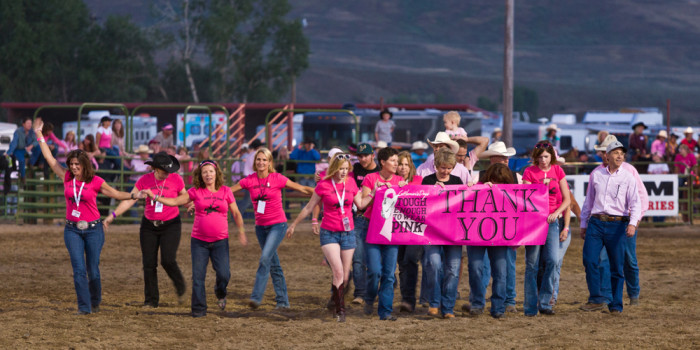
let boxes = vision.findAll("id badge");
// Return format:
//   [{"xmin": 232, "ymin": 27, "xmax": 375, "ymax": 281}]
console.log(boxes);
[
  {"xmin": 257, "ymin": 200, "xmax": 266, "ymax": 214},
  {"xmin": 154, "ymin": 201, "xmax": 164, "ymax": 213},
  {"xmin": 71, "ymin": 210, "xmax": 81, "ymax": 218},
  {"xmin": 342, "ymin": 216, "xmax": 351, "ymax": 232}
]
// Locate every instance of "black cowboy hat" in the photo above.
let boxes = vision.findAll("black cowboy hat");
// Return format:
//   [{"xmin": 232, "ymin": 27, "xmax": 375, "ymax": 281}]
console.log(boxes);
[
  {"xmin": 379, "ymin": 108, "xmax": 393, "ymax": 119},
  {"xmin": 145, "ymin": 151, "xmax": 180, "ymax": 173},
  {"xmin": 631, "ymin": 122, "xmax": 647, "ymax": 130}
]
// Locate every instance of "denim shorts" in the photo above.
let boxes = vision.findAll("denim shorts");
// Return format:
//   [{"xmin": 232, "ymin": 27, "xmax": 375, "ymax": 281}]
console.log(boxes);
[{"xmin": 319, "ymin": 228, "xmax": 356, "ymax": 250}]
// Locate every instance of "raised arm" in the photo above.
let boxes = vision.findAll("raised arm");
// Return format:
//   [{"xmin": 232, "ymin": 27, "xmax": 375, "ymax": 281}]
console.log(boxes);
[
  {"xmin": 34, "ymin": 122, "xmax": 66, "ymax": 179},
  {"xmin": 467, "ymin": 135, "xmax": 490, "ymax": 158}
]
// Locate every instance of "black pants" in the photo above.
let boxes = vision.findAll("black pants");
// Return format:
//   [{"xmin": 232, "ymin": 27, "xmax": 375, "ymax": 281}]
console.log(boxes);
[
  {"xmin": 398, "ymin": 245, "xmax": 423, "ymax": 306},
  {"xmin": 140, "ymin": 216, "xmax": 186, "ymax": 306}
]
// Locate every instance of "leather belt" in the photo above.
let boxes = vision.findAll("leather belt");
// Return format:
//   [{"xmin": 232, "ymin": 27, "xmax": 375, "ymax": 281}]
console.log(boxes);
[
  {"xmin": 591, "ymin": 214, "xmax": 630, "ymax": 222},
  {"xmin": 147, "ymin": 216, "xmax": 179, "ymax": 228},
  {"xmin": 66, "ymin": 219, "xmax": 102, "ymax": 230}
]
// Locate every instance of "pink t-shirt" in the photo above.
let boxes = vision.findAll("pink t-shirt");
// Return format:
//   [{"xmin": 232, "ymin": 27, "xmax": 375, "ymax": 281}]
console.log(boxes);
[
  {"xmin": 64, "ymin": 172, "xmax": 105, "ymax": 222},
  {"xmin": 362, "ymin": 172, "xmax": 404, "ymax": 219},
  {"xmin": 674, "ymin": 152, "xmax": 697, "ymax": 174},
  {"xmin": 523, "ymin": 164, "xmax": 566, "ymax": 214},
  {"xmin": 239, "ymin": 172, "xmax": 289, "ymax": 226},
  {"xmin": 136, "ymin": 172, "xmax": 185, "ymax": 221},
  {"xmin": 315, "ymin": 178, "xmax": 359, "ymax": 232},
  {"xmin": 188, "ymin": 186, "xmax": 234, "ymax": 242},
  {"xmin": 407, "ymin": 175, "xmax": 423, "ymax": 185},
  {"xmin": 96, "ymin": 126, "xmax": 113, "ymax": 149}
]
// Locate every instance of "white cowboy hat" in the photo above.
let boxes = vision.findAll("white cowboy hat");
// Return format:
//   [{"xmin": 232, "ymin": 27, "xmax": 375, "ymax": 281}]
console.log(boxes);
[
  {"xmin": 327, "ymin": 147, "xmax": 343, "ymax": 159},
  {"xmin": 478, "ymin": 141, "xmax": 517, "ymax": 159},
  {"xmin": 427, "ymin": 132, "xmax": 459, "ymax": 153},
  {"xmin": 658, "ymin": 130, "xmax": 668, "ymax": 138},
  {"xmin": 134, "ymin": 144, "xmax": 153, "ymax": 154},
  {"xmin": 493, "ymin": 127, "xmax": 502, "ymax": 133},
  {"xmin": 546, "ymin": 123, "xmax": 559, "ymax": 131},
  {"xmin": 376, "ymin": 141, "xmax": 388, "ymax": 149},
  {"xmin": 594, "ymin": 135, "xmax": 618, "ymax": 152},
  {"xmin": 411, "ymin": 141, "xmax": 428, "ymax": 150},
  {"xmin": 684, "ymin": 127, "xmax": 694, "ymax": 134}
]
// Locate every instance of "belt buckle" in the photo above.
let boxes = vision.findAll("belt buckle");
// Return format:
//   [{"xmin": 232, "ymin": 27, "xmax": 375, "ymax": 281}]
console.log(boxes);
[
  {"xmin": 77, "ymin": 220, "xmax": 89, "ymax": 230},
  {"xmin": 153, "ymin": 220, "xmax": 163, "ymax": 227}
]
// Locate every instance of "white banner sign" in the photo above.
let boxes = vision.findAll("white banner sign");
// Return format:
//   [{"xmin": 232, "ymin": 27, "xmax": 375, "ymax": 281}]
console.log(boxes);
[{"xmin": 567, "ymin": 174, "xmax": 679, "ymax": 217}]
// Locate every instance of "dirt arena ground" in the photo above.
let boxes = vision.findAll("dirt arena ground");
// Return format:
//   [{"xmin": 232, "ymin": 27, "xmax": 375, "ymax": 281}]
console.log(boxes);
[{"xmin": 1, "ymin": 222, "xmax": 699, "ymax": 349}]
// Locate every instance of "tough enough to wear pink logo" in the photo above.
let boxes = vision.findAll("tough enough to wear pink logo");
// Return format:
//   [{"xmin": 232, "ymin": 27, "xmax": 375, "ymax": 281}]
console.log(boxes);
[{"xmin": 366, "ymin": 184, "xmax": 549, "ymax": 246}]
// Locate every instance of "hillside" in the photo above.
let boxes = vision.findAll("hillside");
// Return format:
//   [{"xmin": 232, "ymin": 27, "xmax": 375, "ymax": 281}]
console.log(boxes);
[{"xmin": 84, "ymin": 0, "xmax": 700, "ymax": 123}]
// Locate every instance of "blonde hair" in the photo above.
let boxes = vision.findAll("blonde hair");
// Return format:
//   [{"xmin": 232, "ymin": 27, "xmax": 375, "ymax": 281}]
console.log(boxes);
[
  {"xmin": 434, "ymin": 147, "xmax": 456, "ymax": 169},
  {"xmin": 443, "ymin": 111, "xmax": 461, "ymax": 124},
  {"xmin": 397, "ymin": 151, "xmax": 417, "ymax": 182},
  {"xmin": 254, "ymin": 147, "xmax": 276, "ymax": 173},
  {"xmin": 324, "ymin": 154, "xmax": 351, "ymax": 180}
]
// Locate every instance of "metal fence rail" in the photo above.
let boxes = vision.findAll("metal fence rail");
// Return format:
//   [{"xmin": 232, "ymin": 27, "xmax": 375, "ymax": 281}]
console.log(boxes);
[{"xmin": 1, "ymin": 159, "xmax": 698, "ymax": 226}]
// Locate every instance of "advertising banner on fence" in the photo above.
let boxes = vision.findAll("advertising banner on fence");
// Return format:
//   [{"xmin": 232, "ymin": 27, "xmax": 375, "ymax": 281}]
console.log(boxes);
[
  {"xmin": 366, "ymin": 184, "xmax": 549, "ymax": 246},
  {"xmin": 566, "ymin": 174, "xmax": 679, "ymax": 217}
]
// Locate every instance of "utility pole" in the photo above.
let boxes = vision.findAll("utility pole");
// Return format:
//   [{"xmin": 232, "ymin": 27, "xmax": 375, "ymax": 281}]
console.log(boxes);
[{"xmin": 503, "ymin": 0, "xmax": 514, "ymax": 147}]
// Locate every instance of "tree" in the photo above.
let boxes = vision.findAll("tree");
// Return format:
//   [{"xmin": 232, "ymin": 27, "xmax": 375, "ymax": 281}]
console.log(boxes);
[
  {"xmin": 154, "ymin": 0, "xmax": 310, "ymax": 103},
  {"xmin": 0, "ymin": 0, "xmax": 159, "ymax": 102},
  {"xmin": 513, "ymin": 86, "xmax": 539, "ymax": 119},
  {"xmin": 477, "ymin": 96, "xmax": 498, "ymax": 111}
]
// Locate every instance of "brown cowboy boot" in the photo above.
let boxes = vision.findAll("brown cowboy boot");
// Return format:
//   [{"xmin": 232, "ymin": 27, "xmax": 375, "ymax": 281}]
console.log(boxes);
[{"xmin": 334, "ymin": 283, "xmax": 346, "ymax": 323}]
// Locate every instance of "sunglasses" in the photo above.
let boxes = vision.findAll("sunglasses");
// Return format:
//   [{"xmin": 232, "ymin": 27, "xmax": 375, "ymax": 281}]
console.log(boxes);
[
  {"xmin": 534, "ymin": 142, "xmax": 553, "ymax": 150},
  {"xmin": 334, "ymin": 153, "xmax": 351, "ymax": 160}
]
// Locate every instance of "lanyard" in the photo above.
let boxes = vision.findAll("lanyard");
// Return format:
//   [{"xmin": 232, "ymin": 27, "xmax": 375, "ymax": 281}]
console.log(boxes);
[
  {"xmin": 331, "ymin": 179, "xmax": 346, "ymax": 215},
  {"xmin": 152, "ymin": 173, "xmax": 167, "ymax": 206},
  {"xmin": 73, "ymin": 178, "xmax": 85, "ymax": 209}
]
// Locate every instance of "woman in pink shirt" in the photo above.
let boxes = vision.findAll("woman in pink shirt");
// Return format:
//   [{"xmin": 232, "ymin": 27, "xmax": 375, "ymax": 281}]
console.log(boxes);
[
  {"xmin": 232, "ymin": 147, "xmax": 313, "ymax": 310},
  {"xmin": 104, "ymin": 152, "xmax": 188, "ymax": 309},
  {"xmin": 34, "ymin": 121, "xmax": 134, "ymax": 315},
  {"xmin": 287, "ymin": 153, "xmax": 373, "ymax": 322},
  {"xmin": 521, "ymin": 140, "xmax": 571, "ymax": 316},
  {"xmin": 148, "ymin": 159, "xmax": 246, "ymax": 317}
]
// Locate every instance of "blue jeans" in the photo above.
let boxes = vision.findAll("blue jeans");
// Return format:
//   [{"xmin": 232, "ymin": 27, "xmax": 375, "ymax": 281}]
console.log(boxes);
[
  {"xmin": 365, "ymin": 243, "xmax": 399, "ymax": 319},
  {"xmin": 524, "ymin": 220, "xmax": 559, "ymax": 315},
  {"xmin": 352, "ymin": 215, "xmax": 369, "ymax": 299},
  {"xmin": 12, "ymin": 150, "xmax": 28, "ymax": 178},
  {"xmin": 468, "ymin": 250, "xmax": 491, "ymax": 305},
  {"xmin": 251, "ymin": 223, "xmax": 289, "ymax": 307},
  {"xmin": 552, "ymin": 230, "xmax": 572, "ymax": 302},
  {"xmin": 624, "ymin": 229, "xmax": 640, "ymax": 298},
  {"xmin": 582, "ymin": 217, "xmax": 628, "ymax": 312},
  {"xmin": 468, "ymin": 246, "xmax": 508, "ymax": 315},
  {"xmin": 505, "ymin": 247, "xmax": 517, "ymax": 306},
  {"xmin": 191, "ymin": 237, "xmax": 230, "ymax": 316},
  {"xmin": 64, "ymin": 223, "xmax": 105, "ymax": 313},
  {"xmin": 597, "ymin": 250, "xmax": 613, "ymax": 304},
  {"xmin": 424, "ymin": 245, "xmax": 462, "ymax": 315}
]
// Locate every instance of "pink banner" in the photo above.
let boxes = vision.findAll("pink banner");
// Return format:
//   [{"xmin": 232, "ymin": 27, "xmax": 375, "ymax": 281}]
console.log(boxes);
[{"xmin": 366, "ymin": 184, "xmax": 550, "ymax": 246}]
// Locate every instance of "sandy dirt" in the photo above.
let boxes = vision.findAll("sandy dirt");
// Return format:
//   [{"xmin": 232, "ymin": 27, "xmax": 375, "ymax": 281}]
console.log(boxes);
[{"xmin": 1, "ymin": 222, "xmax": 699, "ymax": 349}]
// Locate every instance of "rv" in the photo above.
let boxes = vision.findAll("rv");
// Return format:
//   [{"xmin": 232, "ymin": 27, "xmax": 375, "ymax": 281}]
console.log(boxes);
[{"xmin": 62, "ymin": 111, "xmax": 158, "ymax": 151}]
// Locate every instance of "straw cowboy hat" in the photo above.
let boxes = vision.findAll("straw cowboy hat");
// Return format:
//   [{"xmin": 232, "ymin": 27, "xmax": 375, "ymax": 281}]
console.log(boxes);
[
  {"xmin": 546, "ymin": 124, "xmax": 559, "ymax": 132},
  {"xmin": 376, "ymin": 141, "xmax": 388, "ymax": 149},
  {"xmin": 594, "ymin": 135, "xmax": 618, "ymax": 152},
  {"xmin": 134, "ymin": 144, "xmax": 153, "ymax": 154},
  {"xmin": 658, "ymin": 130, "xmax": 668, "ymax": 138},
  {"xmin": 478, "ymin": 141, "xmax": 516, "ymax": 159},
  {"xmin": 684, "ymin": 127, "xmax": 694, "ymax": 134},
  {"xmin": 427, "ymin": 132, "xmax": 459, "ymax": 153},
  {"xmin": 411, "ymin": 141, "xmax": 428, "ymax": 150}
]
